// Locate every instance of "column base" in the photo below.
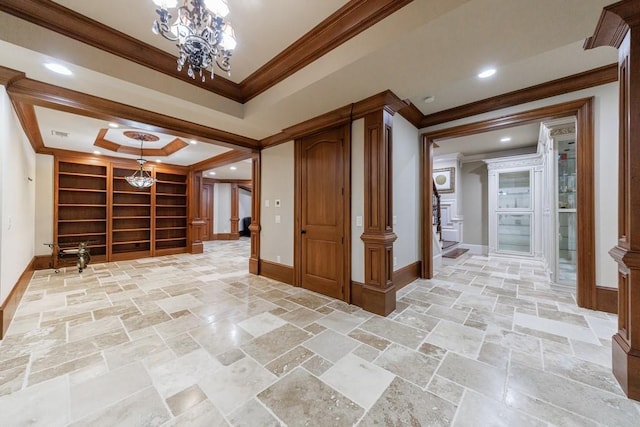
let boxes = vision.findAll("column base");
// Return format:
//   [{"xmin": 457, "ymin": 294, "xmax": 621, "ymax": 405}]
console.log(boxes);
[
  {"xmin": 190, "ymin": 242, "xmax": 203, "ymax": 254},
  {"xmin": 361, "ymin": 284, "xmax": 396, "ymax": 316},
  {"xmin": 612, "ymin": 333, "xmax": 640, "ymax": 401}
]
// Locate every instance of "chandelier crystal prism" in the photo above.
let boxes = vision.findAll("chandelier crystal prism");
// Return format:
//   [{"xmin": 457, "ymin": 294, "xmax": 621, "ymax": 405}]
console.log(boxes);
[{"xmin": 151, "ymin": 0, "xmax": 236, "ymax": 82}]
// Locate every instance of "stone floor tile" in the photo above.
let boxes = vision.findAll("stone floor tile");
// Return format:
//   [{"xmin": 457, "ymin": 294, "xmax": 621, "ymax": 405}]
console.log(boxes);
[{"xmin": 303, "ymin": 329, "xmax": 359, "ymax": 363}]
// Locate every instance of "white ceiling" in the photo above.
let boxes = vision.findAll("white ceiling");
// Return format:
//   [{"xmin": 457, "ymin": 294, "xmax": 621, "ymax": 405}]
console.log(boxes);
[
  {"xmin": 434, "ymin": 123, "xmax": 540, "ymax": 157},
  {"xmin": 0, "ymin": 0, "xmax": 619, "ymax": 169}
]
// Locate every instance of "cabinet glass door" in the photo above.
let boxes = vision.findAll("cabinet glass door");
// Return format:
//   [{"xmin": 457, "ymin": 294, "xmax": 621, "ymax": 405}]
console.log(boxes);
[
  {"xmin": 557, "ymin": 138, "xmax": 577, "ymax": 284},
  {"xmin": 498, "ymin": 170, "xmax": 531, "ymax": 210},
  {"xmin": 497, "ymin": 213, "xmax": 531, "ymax": 254}
]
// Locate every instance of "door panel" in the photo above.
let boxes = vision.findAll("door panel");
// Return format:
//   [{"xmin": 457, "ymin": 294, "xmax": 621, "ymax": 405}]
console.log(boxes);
[
  {"xmin": 299, "ymin": 127, "xmax": 345, "ymax": 299},
  {"xmin": 201, "ymin": 184, "xmax": 213, "ymax": 241}
]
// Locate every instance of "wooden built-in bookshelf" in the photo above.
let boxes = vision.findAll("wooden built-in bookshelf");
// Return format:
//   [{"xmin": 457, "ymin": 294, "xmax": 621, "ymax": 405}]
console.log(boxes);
[{"xmin": 53, "ymin": 156, "xmax": 189, "ymax": 267}]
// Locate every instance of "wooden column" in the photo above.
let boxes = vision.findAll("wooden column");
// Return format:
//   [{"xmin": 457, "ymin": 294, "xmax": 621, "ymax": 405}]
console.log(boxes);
[
  {"xmin": 361, "ymin": 109, "xmax": 397, "ymax": 316},
  {"xmin": 585, "ymin": 0, "xmax": 640, "ymax": 400},
  {"xmin": 230, "ymin": 183, "xmax": 240, "ymax": 239},
  {"xmin": 188, "ymin": 171, "xmax": 205, "ymax": 254},
  {"xmin": 249, "ymin": 154, "xmax": 261, "ymax": 274}
]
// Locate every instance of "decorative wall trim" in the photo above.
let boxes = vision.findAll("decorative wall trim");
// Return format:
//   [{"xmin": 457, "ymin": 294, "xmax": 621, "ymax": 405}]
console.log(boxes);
[
  {"xmin": 93, "ymin": 128, "xmax": 188, "ymax": 157},
  {"xmin": 0, "ymin": 257, "xmax": 34, "ymax": 339},
  {"xmin": 397, "ymin": 102, "xmax": 424, "ymax": 128},
  {"xmin": 212, "ymin": 233, "xmax": 238, "ymax": 240},
  {"xmin": 261, "ymin": 90, "xmax": 408, "ymax": 149},
  {"xmin": 595, "ymin": 286, "xmax": 618, "ymax": 314},
  {"xmin": 9, "ymin": 101, "xmax": 46, "ymax": 153},
  {"xmin": 190, "ymin": 150, "xmax": 253, "ymax": 172},
  {"xmin": 249, "ymin": 154, "xmax": 261, "ymax": 274},
  {"xmin": 350, "ymin": 280, "xmax": 364, "ymax": 307},
  {"xmin": 2, "ymin": 71, "xmax": 260, "ymax": 151},
  {"xmin": 392, "ymin": 261, "xmax": 421, "ymax": 291},
  {"xmin": 33, "ymin": 255, "xmax": 51, "ymax": 270},
  {"xmin": 420, "ymin": 64, "xmax": 618, "ymax": 128},
  {"xmin": 0, "ymin": 66, "xmax": 25, "ymax": 86},
  {"xmin": 260, "ymin": 260, "xmax": 295, "ymax": 286}
]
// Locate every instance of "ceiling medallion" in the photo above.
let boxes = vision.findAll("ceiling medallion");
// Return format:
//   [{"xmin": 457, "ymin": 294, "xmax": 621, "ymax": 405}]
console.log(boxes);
[
  {"xmin": 123, "ymin": 131, "xmax": 159, "ymax": 189},
  {"xmin": 151, "ymin": 0, "xmax": 237, "ymax": 82}
]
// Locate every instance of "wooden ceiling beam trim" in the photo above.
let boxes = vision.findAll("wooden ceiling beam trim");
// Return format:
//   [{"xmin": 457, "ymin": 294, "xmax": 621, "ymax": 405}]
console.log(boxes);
[
  {"xmin": 93, "ymin": 129, "xmax": 189, "ymax": 156},
  {"xmin": 0, "ymin": 66, "xmax": 25, "ymax": 86},
  {"xmin": 0, "ymin": 0, "xmax": 242, "ymax": 102},
  {"xmin": 190, "ymin": 149, "xmax": 251, "ymax": 172},
  {"xmin": 9, "ymin": 99, "xmax": 47, "ymax": 154},
  {"xmin": 240, "ymin": 0, "xmax": 414, "ymax": 101},
  {"xmin": 5, "ymin": 76, "xmax": 260, "ymax": 151},
  {"xmin": 260, "ymin": 90, "xmax": 409, "ymax": 149},
  {"xmin": 420, "ymin": 63, "xmax": 618, "ymax": 128},
  {"xmin": 397, "ymin": 102, "xmax": 423, "ymax": 128}
]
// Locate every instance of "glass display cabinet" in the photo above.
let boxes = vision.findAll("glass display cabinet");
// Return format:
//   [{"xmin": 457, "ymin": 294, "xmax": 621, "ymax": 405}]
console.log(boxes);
[
  {"xmin": 556, "ymin": 139, "xmax": 577, "ymax": 283},
  {"xmin": 487, "ymin": 155, "xmax": 543, "ymax": 258}
]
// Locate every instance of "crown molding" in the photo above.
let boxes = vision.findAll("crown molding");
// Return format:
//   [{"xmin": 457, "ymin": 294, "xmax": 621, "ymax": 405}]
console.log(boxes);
[
  {"xmin": 0, "ymin": 0, "xmax": 413, "ymax": 103},
  {"xmin": 3, "ymin": 71, "xmax": 260, "ymax": 151},
  {"xmin": 93, "ymin": 128, "xmax": 189, "ymax": 157},
  {"xmin": 584, "ymin": 0, "xmax": 640, "ymax": 49},
  {"xmin": 260, "ymin": 90, "xmax": 408, "ymax": 149},
  {"xmin": 239, "ymin": 0, "xmax": 414, "ymax": 101},
  {"xmin": 191, "ymin": 149, "xmax": 252, "ymax": 172},
  {"xmin": 397, "ymin": 102, "xmax": 423, "ymax": 128},
  {"xmin": 420, "ymin": 64, "xmax": 618, "ymax": 128},
  {"xmin": 0, "ymin": 66, "xmax": 25, "ymax": 86}
]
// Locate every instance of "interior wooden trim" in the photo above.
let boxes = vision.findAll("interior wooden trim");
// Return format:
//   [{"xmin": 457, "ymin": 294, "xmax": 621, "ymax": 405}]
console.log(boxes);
[
  {"xmin": 584, "ymin": 3, "xmax": 636, "ymax": 49},
  {"xmin": 420, "ymin": 64, "xmax": 618, "ymax": 128},
  {"xmin": 421, "ymin": 97, "xmax": 598, "ymax": 310},
  {"xmin": 1, "ymin": 0, "xmax": 414, "ymax": 103},
  {"xmin": 190, "ymin": 149, "xmax": 253, "ymax": 172},
  {"xmin": 3, "ymin": 71, "xmax": 260, "ymax": 151},
  {"xmin": 0, "ymin": 0, "xmax": 243, "ymax": 102},
  {"xmin": 0, "ymin": 257, "xmax": 34, "ymax": 339},
  {"xmin": 10, "ymin": 100, "xmax": 46, "ymax": 153},
  {"xmin": 397, "ymin": 102, "xmax": 424, "ymax": 128},
  {"xmin": 596, "ymin": 286, "xmax": 618, "ymax": 314},
  {"xmin": 33, "ymin": 255, "xmax": 51, "ymax": 270},
  {"xmin": 259, "ymin": 260, "xmax": 295, "ymax": 286},
  {"xmin": 350, "ymin": 281, "xmax": 364, "ymax": 307},
  {"xmin": 240, "ymin": 0, "xmax": 414, "ymax": 101},
  {"xmin": 93, "ymin": 128, "xmax": 189, "ymax": 156},
  {"xmin": 261, "ymin": 90, "xmax": 408, "ymax": 149},
  {"xmin": 420, "ymin": 134, "xmax": 434, "ymax": 278},
  {"xmin": 393, "ymin": 261, "xmax": 421, "ymax": 291},
  {"xmin": 0, "ymin": 66, "xmax": 25, "ymax": 86},
  {"xmin": 212, "ymin": 233, "xmax": 238, "ymax": 241},
  {"xmin": 248, "ymin": 154, "xmax": 261, "ymax": 275}
]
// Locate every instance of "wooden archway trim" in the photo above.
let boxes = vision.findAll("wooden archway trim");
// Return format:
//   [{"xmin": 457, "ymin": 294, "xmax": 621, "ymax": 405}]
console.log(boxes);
[{"xmin": 421, "ymin": 97, "xmax": 600, "ymax": 310}]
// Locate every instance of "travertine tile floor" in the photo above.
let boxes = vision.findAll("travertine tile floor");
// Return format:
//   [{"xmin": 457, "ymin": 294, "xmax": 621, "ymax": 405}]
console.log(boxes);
[{"xmin": 1, "ymin": 239, "xmax": 639, "ymax": 426}]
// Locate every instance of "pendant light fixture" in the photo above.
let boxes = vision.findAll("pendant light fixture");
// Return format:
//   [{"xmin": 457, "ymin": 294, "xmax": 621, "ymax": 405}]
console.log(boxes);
[{"xmin": 124, "ymin": 131, "xmax": 158, "ymax": 189}]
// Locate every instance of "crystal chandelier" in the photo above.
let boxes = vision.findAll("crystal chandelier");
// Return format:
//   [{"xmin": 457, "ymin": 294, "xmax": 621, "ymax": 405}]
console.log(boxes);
[
  {"xmin": 125, "ymin": 133, "xmax": 158, "ymax": 189},
  {"xmin": 151, "ymin": 0, "xmax": 237, "ymax": 82}
]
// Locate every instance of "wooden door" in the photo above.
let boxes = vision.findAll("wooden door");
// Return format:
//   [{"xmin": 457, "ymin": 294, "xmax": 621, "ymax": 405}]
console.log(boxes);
[
  {"xmin": 297, "ymin": 126, "xmax": 347, "ymax": 300},
  {"xmin": 201, "ymin": 183, "xmax": 213, "ymax": 241}
]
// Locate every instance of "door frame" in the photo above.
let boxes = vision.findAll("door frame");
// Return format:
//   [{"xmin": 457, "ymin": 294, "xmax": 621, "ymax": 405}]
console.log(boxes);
[
  {"xmin": 421, "ymin": 97, "xmax": 604, "ymax": 311},
  {"xmin": 294, "ymin": 123, "xmax": 352, "ymax": 303}
]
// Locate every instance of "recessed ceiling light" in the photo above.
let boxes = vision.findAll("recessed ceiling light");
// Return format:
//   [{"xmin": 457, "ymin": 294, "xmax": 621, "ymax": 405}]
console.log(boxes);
[
  {"xmin": 190, "ymin": 140, "xmax": 198, "ymax": 145},
  {"xmin": 209, "ymin": 172, "xmax": 216, "ymax": 176},
  {"xmin": 423, "ymin": 96, "xmax": 436, "ymax": 104},
  {"xmin": 229, "ymin": 166, "xmax": 237, "ymax": 170},
  {"xmin": 93, "ymin": 150, "xmax": 101, "ymax": 155},
  {"xmin": 108, "ymin": 123, "xmax": 119, "ymax": 128},
  {"xmin": 156, "ymin": 159, "xmax": 162, "ymax": 163},
  {"xmin": 44, "ymin": 63, "xmax": 73, "ymax": 76},
  {"xmin": 500, "ymin": 137, "xmax": 512, "ymax": 142},
  {"xmin": 478, "ymin": 68, "xmax": 496, "ymax": 79}
]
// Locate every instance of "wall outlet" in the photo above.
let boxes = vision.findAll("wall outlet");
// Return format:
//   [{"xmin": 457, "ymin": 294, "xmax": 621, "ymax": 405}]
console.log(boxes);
[
  {"xmin": 392, "ymin": 215, "xmax": 397, "ymax": 225},
  {"xmin": 276, "ymin": 255, "xmax": 281, "ymax": 263},
  {"xmin": 265, "ymin": 199, "xmax": 270, "ymax": 208},
  {"xmin": 275, "ymin": 199, "xmax": 281, "ymax": 207},
  {"xmin": 275, "ymin": 215, "xmax": 281, "ymax": 224},
  {"xmin": 356, "ymin": 215, "xmax": 362, "ymax": 227}
]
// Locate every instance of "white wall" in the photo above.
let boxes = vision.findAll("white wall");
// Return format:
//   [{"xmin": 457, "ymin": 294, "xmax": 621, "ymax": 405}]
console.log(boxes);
[
  {"xmin": 460, "ymin": 161, "xmax": 488, "ymax": 247},
  {"xmin": 433, "ymin": 153, "xmax": 463, "ymax": 242},
  {"xmin": 392, "ymin": 114, "xmax": 420, "ymax": 270},
  {"xmin": 0, "ymin": 86, "xmax": 36, "ymax": 304},
  {"xmin": 260, "ymin": 142, "xmax": 294, "ymax": 265},
  {"xmin": 238, "ymin": 188, "xmax": 251, "ymax": 230},
  {"xmin": 423, "ymin": 83, "xmax": 619, "ymax": 287},
  {"xmin": 213, "ymin": 183, "xmax": 231, "ymax": 234},
  {"xmin": 35, "ymin": 154, "xmax": 54, "ymax": 255},
  {"xmin": 351, "ymin": 119, "xmax": 365, "ymax": 282}
]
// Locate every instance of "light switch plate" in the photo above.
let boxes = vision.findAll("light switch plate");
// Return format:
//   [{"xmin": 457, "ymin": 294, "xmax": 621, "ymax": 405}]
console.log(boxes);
[
  {"xmin": 275, "ymin": 199, "xmax": 281, "ymax": 207},
  {"xmin": 275, "ymin": 215, "xmax": 281, "ymax": 223},
  {"xmin": 356, "ymin": 216, "xmax": 363, "ymax": 227},
  {"xmin": 265, "ymin": 200, "xmax": 270, "ymax": 207}
]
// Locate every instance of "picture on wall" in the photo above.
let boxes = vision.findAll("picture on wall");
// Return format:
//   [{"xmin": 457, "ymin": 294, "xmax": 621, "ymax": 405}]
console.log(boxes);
[{"xmin": 433, "ymin": 167, "xmax": 455, "ymax": 193}]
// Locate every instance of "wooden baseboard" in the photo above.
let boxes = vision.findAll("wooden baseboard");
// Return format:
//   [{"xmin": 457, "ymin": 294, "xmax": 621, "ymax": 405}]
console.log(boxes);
[
  {"xmin": 212, "ymin": 233, "xmax": 238, "ymax": 240},
  {"xmin": 259, "ymin": 260, "xmax": 295, "ymax": 286},
  {"xmin": 0, "ymin": 257, "xmax": 35, "ymax": 339},
  {"xmin": 393, "ymin": 261, "xmax": 421, "ymax": 291},
  {"xmin": 350, "ymin": 281, "xmax": 364, "ymax": 307},
  {"xmin": 33, "ymin": 254, "xmax": 51, "ymax": 270},
  {"xmin": 596, "ymin": 285, "xmax": 617, "ymax": 314}
]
